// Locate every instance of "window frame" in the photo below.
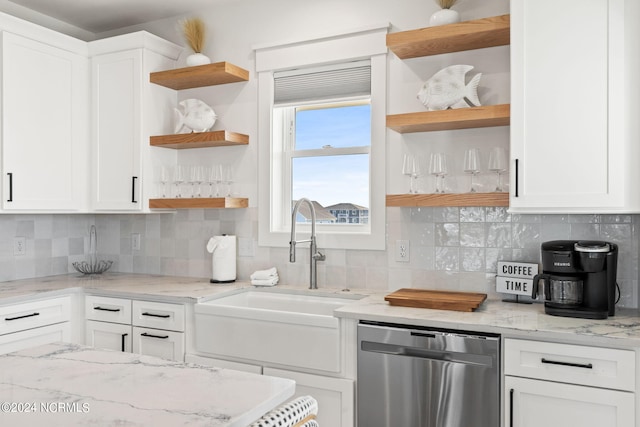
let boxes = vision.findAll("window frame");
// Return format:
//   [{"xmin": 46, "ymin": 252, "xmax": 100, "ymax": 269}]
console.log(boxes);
[{"xmin": 255, "ymin": 25, "xmax": 388, "ymax": 250}]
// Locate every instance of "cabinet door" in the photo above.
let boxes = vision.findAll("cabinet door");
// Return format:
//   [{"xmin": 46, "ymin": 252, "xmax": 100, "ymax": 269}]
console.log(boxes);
[
  {"xmin": 263, "ymin": 367, "xmax": 354, "ymax": 427},
  {"xmin": 505, "ymin": 376, "xmax": 634, "ymax": 427},
  {"xmin": 1, "ymin": 32, "xmax": 88, "ymax": 210},
  {"xmin": 132, "ymin": 326, "xmax": 184, "ymax": 361},
  {"xmin": 510, "ymin": 0, "xmax": 632, "ymax": 212},
  {"xmin": 85, "ymin": 320, "xmax": 132, "ymax": 352},
  {"xmin": 91, "ymin": 50, "xmax": 141, "ymax": 210},
  {"xmin": 0, "ymin": 322, "xmax": 71, "ymax": 355}
]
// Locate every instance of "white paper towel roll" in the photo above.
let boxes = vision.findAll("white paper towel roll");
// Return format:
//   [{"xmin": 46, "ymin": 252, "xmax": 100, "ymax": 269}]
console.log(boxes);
[{"xmin": 206, "ymin": 235, "xmax": 236, "ymax": 283}]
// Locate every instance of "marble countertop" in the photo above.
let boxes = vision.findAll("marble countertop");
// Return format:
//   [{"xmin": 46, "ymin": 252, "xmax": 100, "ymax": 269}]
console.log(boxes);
[
  {"xmin": 2, "ymin": 273, "xmax": 640, "ymax": 347},
  {"xmin": 335, "ymin": 293, "xmax": 640, "ymax": 348},
  {"xmin": 0, "ymin": 342, "xmax": 295, "ymax": 427}
]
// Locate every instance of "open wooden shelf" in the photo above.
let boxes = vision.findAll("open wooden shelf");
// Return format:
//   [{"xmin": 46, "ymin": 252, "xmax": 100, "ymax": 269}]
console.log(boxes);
[
  {"xmin": 387, "ymin": 104, "xmax": 510, "ymax": 133},
  {"xmin": 386, "ymin": 192, "xmax": 509, "ymax": 207},
  {"xmin": 387, "ymin": 14, "xmax": 510, "ymax": 59},
  {"xmin": 149, "ymin": 197, "xmax": 248, "ymax": 209},
  {"xmin": 150, "ymin": 131, "xmax": 249, "ymax": 149},
  {"xmin": 150, "ymin": 62, "xmax": 249, "ymax": 90}
]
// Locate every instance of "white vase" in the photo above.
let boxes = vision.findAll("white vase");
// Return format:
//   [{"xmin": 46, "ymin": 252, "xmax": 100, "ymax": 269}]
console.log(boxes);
[
  {"xmin": 429, "ymin": 8, "xmax": 460, "ymax": 26},
  {"xmin": 186, "ymin": 52, "xmax": 211, "ymax": 67}
]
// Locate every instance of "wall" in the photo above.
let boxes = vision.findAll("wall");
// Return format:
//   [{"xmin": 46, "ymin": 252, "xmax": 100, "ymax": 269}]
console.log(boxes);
[
  {"xmin": 0, "ymin": 210, "xmax": 637, "ymax": 308},
  {"xmin": 0, "ymin": 0, "xmax": 637, "ymax": 308}
]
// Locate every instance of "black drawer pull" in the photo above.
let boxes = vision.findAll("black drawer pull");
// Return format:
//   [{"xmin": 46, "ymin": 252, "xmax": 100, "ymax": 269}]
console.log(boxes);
[
  {"xmin": 6, "ymin": 172, "xmax": 12, "ymax": 202},
  {"xmin": 509, "ymin": 388, "xmax": 514, "ymax": 427},
  {"xmin": 541, "ymin": 358, "xmax": 593, "ymax": 369},
  {"xmin": 141, "ymin": 332, "xmax": 169, "ymax": 339},
  {"xmin": 131, "ymin": 176, "xmax": 138, "ymax": 203},
  {"xmin": 93, "ymin": 306, "xmax": 121, "ymax": 313},
  {"xmin": 121, "ymin": 333, "xmax": 128, "ymax": 352},
  {"xmin": 141, "ymin": 312, "xmax": 170, "ymax": 319},
  {"xmin": 5, "ymin": 312, "xmax": 39, "ymax": 321}
]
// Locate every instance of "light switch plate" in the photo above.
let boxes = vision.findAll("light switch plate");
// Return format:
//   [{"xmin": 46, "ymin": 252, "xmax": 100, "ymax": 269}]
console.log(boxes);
[
  {"xmin": 13, "ymin": 237, "xmax": 26, "ymax": 256},
  {"xmin": 131, "ymin": 233, "xmax": 141, "ymax": 251}
]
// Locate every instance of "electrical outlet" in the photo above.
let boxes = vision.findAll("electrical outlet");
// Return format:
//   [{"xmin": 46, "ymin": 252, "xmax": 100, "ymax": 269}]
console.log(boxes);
[
  {"xmin": 13, "ymin": 237, "xmax": 26, "ymax": 256},
  {"xmin": 131, "ymin": 233, "xmax": 141, "ymax": 251},
  {"xmin": 396, "ymin": 239, "xmax": 410, "ymax": 263}
]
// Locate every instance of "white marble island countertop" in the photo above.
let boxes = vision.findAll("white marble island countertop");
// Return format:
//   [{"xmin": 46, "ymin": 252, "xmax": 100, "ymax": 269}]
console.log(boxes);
[{"xmin": 0, "ymin": 343, "xmax": 295, "ymax": 427}]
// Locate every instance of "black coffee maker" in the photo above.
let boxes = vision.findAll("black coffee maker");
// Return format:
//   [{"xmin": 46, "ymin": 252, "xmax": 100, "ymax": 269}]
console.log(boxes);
[{"xmin": 532, "ymin": 240, "xmax": 618, "ymax": 319}]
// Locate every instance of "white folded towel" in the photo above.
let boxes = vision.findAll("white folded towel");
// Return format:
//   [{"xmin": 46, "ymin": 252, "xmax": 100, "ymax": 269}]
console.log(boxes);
[
  {"xmin": 250, "ymin": 267, "xmax": 278, "ymax": 281},
  {"xmin": 251, "ymin": 276, "xmax": 279, "ymax": 287}
]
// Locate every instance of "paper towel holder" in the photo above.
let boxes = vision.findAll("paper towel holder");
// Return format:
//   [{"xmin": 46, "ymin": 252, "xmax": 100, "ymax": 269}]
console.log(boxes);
[{"xmin": 207, "ymin": 234, "xmax": 237, "ymax": 284}]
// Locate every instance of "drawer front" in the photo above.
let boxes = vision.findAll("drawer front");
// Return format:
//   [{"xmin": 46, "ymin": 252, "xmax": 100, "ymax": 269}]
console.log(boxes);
[
  {"xmin": 0, "ymin": 322, "xmax": 71, "ymax": 355},
  {"xmin": 505, "ymin": 338, "xmax": 635, "ymax": 391},
  {"xmin": 0, "ymin": 297, "xmax": 71, "ymax": 335},
  {"xmin": 132, "ymin": 326, "xmax": 184, "ymax": 362},
  {"xmin": 85, "ymin": 296, "xmax": 131, "ymax": 324},
  {"xmin": 132, "ymin": 300, "xmax": 185, "ymax": 332},
  {"xmin": 85, "ymin": 320, "xmax": 132, "ymax": 353}
]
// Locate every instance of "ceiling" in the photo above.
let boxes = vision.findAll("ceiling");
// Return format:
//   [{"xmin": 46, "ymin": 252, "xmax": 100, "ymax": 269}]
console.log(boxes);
[{"xmin": 6, "ymin": 0, "xmax": 229, "ymax": 33}]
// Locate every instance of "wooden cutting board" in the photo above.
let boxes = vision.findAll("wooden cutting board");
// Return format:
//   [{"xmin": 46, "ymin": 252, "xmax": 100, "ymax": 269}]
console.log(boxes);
[{"xmin": 385, "ymin": 288, "xmax": 487, "ymax": 312}]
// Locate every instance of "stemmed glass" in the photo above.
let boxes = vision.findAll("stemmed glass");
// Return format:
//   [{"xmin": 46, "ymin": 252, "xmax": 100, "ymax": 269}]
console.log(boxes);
[
  {"xmin": 402, "ymin": 154, "xmax": 422, "ymax": 193},
  {"xmin": 223, "ymin": 166, "xmax": 234, "ymax": 197},
  {"xmin": 158, "ymin": 165, "xmax": 171, "ymax": 198},
  {"xmin": 463, "ymin": 149, "xmax": 481, "ymax": 193},
  {"xmin": 429, "ymin": 153, "xmax": 448, "ymax": 193},
  {"xmin": 190, "ymin": 166, "xmax": 205, "ymax": 198},
  {"xmin": 207, "ymin": 165, "xmax": 219, "ymax": 197},
  {"xmin": 488, "ymin": 147, "xmax": 507, "ymax": 192},
  {"xmin": 173, "ymin": 165, "xmax": 186, "ymax": 198}
]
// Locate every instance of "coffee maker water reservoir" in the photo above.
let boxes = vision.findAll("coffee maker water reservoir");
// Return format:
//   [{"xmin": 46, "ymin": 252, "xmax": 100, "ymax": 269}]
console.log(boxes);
[{"xmin": 533, "ymin": 240, "xmax": 618, "ymax": 319}]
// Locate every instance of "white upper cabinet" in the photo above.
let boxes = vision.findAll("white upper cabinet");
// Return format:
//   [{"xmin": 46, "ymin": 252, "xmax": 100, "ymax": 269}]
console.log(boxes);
[
  {"xmin": 510, "ymin": 0, "xmax": 640, "ymax": 213},
  {"xmin": 1, "ymin": 31, "xmax": 89, "ymax": 211},
  {"xmin": 89, "ymin": 33, "xmax": 181, "ymax": 212}
]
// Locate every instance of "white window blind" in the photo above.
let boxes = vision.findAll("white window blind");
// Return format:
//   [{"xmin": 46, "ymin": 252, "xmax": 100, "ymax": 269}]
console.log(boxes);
[{"xmin": 274, "ymin": 60, "xmax": 371, "ymax": 105}]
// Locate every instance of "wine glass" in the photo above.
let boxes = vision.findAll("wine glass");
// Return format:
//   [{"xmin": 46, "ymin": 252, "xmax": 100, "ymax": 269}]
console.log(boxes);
[
  {"xmin": 173, "ymin": 165, "xmax": 186, "ymax": 198},
  {"xmin": 488, "ymin": 147, "xmax": 507, "ymax": 192},
  {"xmin": 190, "ymin": 166, "xmax": 205, "ymax": 198},
  {"xmin": 223, "ymin": 166, "xmax": 234, "ymax": 197},
  {"xmin": 463, "ymin": 148, "xmax": 481, "ymax": 193},
  {"xmin": 158, "ymin": 165, "xmax": 171, "ymax": 198},
  {"xmin": 402, "ymin": 154, "xmax": 416, "ymax": 193},
  {"xmin": 429, "ymin": 153, "xmax": 448, "ymax": 193}
]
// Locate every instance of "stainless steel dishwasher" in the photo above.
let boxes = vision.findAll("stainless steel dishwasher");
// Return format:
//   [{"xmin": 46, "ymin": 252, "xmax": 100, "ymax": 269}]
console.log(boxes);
[{"xmin": 357, "ymin": 321, "xmax": 500, "ymax": 427}]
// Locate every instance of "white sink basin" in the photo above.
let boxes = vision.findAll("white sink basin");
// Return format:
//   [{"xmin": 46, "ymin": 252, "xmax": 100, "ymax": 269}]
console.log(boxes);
[{"xmin": 194, "ymin": 289, "xmax": 362, "ymax": 373}]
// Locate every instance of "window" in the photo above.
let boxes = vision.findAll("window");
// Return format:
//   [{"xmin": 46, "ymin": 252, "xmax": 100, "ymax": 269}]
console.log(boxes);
[{"xmin": 256, "ymin": 25, "xmax": 388, "ymax": 250}]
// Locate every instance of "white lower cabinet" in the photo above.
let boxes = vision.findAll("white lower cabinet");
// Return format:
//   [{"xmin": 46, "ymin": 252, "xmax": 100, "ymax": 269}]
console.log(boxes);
[
  {"xmin": 504, "ymin": 338, "xmax": 636, "ymax": 427},
  {"xmin": 0, "ymin": 322, "xmax": 70, "ymax": 355},
  {"xmin": 0, "ymin": 296, "xmax": 72, "ymax": 355},
  {"xmin": 85, "ymin": 319, "xmax": 132, "ymax": 352},
  {"xmin": 84, "ymin": 295, "xmax": 185, "ymax": 361},
  {"xmin": 133, "ymin": 326, "xmax": 184, "ymax": 361},
  {"xmin": 263, "ymin": 367, "xmax": 354, "ymax": 427},
  {"xmin": 505, "ymin": 376, "xmax": 634, "ymax": 427}
]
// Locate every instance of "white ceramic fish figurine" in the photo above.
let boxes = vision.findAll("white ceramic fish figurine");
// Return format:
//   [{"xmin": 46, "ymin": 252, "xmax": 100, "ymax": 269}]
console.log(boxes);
[
  {"xmin": 174, "ymin": 99, "xmax": 217, "ymax": 133},
  {"xmin": 417, "ymin": 65, "xmax": 482, "ymax": 111}
]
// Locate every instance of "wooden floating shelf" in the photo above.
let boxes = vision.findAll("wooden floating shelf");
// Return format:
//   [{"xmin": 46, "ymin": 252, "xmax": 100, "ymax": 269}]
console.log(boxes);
[
  {"xmin": 150, "ymin": 62, "xmax": 249, "ymax": 90},
  {"xmin": 386, "ymin": 192, "xmax": 509, "ymax": 207},
  {"xmin": 387, "ymin": 14, "xmax": 510, "ymax": 59},
  {"xmin": 387, "ymin": 104, "xmax": 510, "ymax": 133},
  {"xmin": 149, "ymin": 197, "xmax": 248, "ymax": 209},
  {"xmin": 150, "ymin": 131, "xmax": 249, "ymax": 149}
]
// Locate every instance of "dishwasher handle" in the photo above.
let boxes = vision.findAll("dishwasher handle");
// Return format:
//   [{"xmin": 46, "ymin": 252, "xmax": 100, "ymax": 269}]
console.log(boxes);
[{"xmin": 361, "ymin": 340, "xmax": 495, "ymax": 368}]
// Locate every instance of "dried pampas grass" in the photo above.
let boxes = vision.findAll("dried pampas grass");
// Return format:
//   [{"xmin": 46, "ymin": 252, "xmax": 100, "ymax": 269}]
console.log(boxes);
[
  {"xmin": 435, "ymin": 0, "xmax": 458, "ymax": 9},
  {"xmin": 181, "ymin": 17, "xmax": 206, "ymax": 53}
]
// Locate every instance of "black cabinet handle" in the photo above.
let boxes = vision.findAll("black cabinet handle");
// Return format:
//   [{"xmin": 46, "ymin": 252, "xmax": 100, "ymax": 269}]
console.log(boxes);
[
  {"xmin": 509, "ymin": 388, "xmax": 514, "ymax": 427},
  {"xmin": 141, "ymin": 332, "xmax": 169, "ymax": 339},
  {"xmin": 7, "ymin": 172, "xmax": 12, "ymax": 202},
  {"xmin": 410, "ymin": 332, "xmax": 436, "ymax": 339},
  {"xmin": 541, "ymin": 358, "xmax": 593, "ymax": 369},
  {"xmin": 514, "ymin": 159, "xmax": 519, "ymax": 197},
  {"xmin": 131, "ymin": 176, "xmax": 138, "ymax": 203},
  {"xmin": 121, "ymin": 333, "xmax": 128, "ymax": 352},
  {"xmin": 5, "ymin": 312, "xmax": 39, "ymax": 321},
  {"xmin": 93, "ymin": 306, "xmax": 121, "ymax": 313},
  {"xmin": 141, "ymin": 312, "xmax": 170, "ymax": 319}
]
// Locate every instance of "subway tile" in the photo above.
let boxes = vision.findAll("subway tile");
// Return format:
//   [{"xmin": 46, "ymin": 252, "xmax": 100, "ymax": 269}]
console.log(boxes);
[
  {"xmin": 460, "ymin": 207, "xmax": 485, "ymax": 223},
  {"xmin": 486, "ymin": 223, "xmax": 512, "ymax": 248},
  {"xmin": 460, "ymin": 223, "xmax": 485, "ymax": 247},
  {"xmin": 435, "ymin": 223, "xmax": 460, "ymax": 247}
]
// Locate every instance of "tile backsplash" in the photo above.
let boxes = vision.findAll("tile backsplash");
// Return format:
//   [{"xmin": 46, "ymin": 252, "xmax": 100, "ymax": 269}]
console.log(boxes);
[{"xmin": 1, "ymin": 207, "xmax": 637, "ymax": 307}]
